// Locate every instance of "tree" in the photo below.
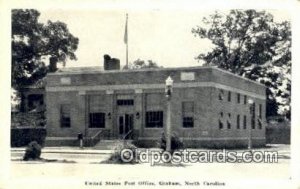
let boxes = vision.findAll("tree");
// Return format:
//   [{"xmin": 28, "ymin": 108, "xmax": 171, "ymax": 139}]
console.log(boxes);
[
  {"xmin": 12, "ymin": 9, "xmax": 79, "ymax": 90},
  {"xmin": 124, "ymin": 59, "xmax": 161, "ymax": 70},
  {"xmin": 192, "ymin": 10, "xmax": 291, "ymax": 118}
]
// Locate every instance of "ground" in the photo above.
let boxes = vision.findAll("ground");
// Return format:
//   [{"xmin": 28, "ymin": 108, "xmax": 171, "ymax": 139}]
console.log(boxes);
[{"xmin": 7, "ymin": 144, "xmax": 292, "ymax": 189}]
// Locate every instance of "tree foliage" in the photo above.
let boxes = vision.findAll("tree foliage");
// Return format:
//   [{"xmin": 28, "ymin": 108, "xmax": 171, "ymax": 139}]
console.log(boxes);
[
  {"xmin": 192, "ymin": 10, "xmax": 291, "ymax": 118},
  {"xmin": 12, "ymin": 9, "xmax": 79, "ymax": 90},
  {"xmin": 125, "ymin": 59, "xmax": 161, "ymax": 70}
]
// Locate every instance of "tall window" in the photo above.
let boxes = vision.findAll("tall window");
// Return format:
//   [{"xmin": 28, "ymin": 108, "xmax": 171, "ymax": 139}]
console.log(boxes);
[
  {"xmin": 258, "ymin": 104, "xmax": 263, "ymax": 129},
  {"xmin": 244, "ymin": 95, "xmax": 247, "ymax": 105},
  {"xmin": 237, "ymin": 93, "xmax": 240, "ymax": 104},
  {"xmin": 237, "ymin": 114, "xmax": 240, "ymax": 129},
  {"xmin": 60, "ymin": 104, "xmax": 71, "ymax": 128},
  {"xmin": 258, "ymin": 119, "xmax": 262, "ymax": 129},
  {"xmin": 219, "ymin": 112, "xmax": 224, "ymax": 129},
  {"xmin": 227, "ymin": 120, "xmax": 231, "ymax": 129},
  {"xmin": 89, "ymin": 113, "xmax": 105, "ymax": 128},
  {"xmin": 182, "ymin": 102, "xmax": 194, "ymax": 128},
  {"xmin": 227, "ymin": 113, "xmax": 231, "ymax": 129},
  {"xmin": 219, "ymin": 120, "xmax": 223, "ymax": 129},
  {"xmin": 252, "ymin": 103, "xmax": 256, "ymax": 129},
  {"xmin": 259, "ymin": 104, "xmax": 262, "ymax": 118},
  {"xmin": 219, "ymin": 89, "xmax": 224, "ymax": 100},
  {"xmin": 228, "ymin": 91, "xmax": 231, "ymax": 102},
  {"xmin": 243, "ymin": 115, "xmax": 247, "ymax": 129},
  {"xmin": 146, "ymin": 111, "xmax": 163, "ymax": 128}
]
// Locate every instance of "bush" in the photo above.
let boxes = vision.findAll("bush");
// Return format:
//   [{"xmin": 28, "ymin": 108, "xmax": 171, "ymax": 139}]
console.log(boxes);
[
  {"xmin": 103, "ymin": 141, "xmax": 138, "ymax": 164},
  {"xmin": 159, "ymin": 132, "xmax": 184, "ymax": 154},
  {"xmin": 11, "ymin": 128, "xmax": 46, "ymax": 147},
  {"xmin": 23, "ymin": 141, "xmax": 42, "ymax": 161}
]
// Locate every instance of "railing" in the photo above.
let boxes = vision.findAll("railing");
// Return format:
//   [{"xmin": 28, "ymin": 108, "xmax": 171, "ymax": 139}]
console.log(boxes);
[
  {"xmin": 86, "ymin": 129, "xmax": 104, "ymax": 146},
  {"xmin": 122, "ymin": 129, "xmax": 133, "ymax": 145},
  {"xmin": 123, "ymin": 129, "xmax": 133, "ymax": 140}
]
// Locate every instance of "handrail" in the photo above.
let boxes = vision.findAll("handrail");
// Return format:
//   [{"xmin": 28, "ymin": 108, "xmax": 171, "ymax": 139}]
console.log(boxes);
[
  {"xmin": 91, "ymin": 129, "xmax": 104, "ymax": 140},
  {"xmin": 122, "ymin": 129, "xmax": 133, "ymax": 140}
]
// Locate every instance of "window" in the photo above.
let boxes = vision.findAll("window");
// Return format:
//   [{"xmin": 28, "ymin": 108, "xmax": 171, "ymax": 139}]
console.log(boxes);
[
  {"xmin": 146, "ymin": 111, "xmax": 163, "ymax": 128},
  {"xmin": 89, "ymin": 113, "xmax": 105, "ymax": 128},
  {"xmin": 258, "ymin": 119, "xmax": 262, "ymax": 129},
  {"xmin": 219, "ymin": 119, "xmax": 223, "ymax": 129},
  {"xmin": 227, "ymin": 120, "xmax": 231, "ymax": 129},
  {"xmin": 228, "ymin": 91, "xmax": 231, "ymax": 102},
  {"xmin": 252, "ymin": 103, "xmax": 256, "ymax": 129},
  {"xmin": 237, "ymin": 114, "xmax": 240, "ymax": 129},
  {"xmin": 243, "ymin": 115, "xmax": 247, "ymax": 129},
  {"xmin": 237, "ymin": 93, "xmax": 240, "ymax": 104},
  {"xmin": 227, "ymin": 113, "xmax": 231, "ymax": 129},
  {"xmin": 183, "ymin": 117, "xmax": 194, "ymax": 128},
  {"xmin": 259, "ymin": 104, "xmax": 262, "ymax": 118},
  {"xmin": 244, "ymin": 95, "xmax": 247, "ymax": 105},
  {"xmin": 219, "ymin": 112, "xmax": 224, "ymax": 129},
  {"xmin": 60, "ymin": 104, "xmax": 71, "ymax": 128},
  {"xmin": 117, "ymin": 99, "xmax": 134, "ymax": 106},
  {"xmin": 182, "ymin": 102, "xmax": 194, "ymax": 128},
  {"xmin": 219, "ymin": 89, "xmax": 224, "ymax": 100}
]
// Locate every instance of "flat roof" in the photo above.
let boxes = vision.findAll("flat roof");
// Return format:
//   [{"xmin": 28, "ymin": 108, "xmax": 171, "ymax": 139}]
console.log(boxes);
[{"xmin": 48, "ymin": 66, "xmax": 265, "ymax": 87}]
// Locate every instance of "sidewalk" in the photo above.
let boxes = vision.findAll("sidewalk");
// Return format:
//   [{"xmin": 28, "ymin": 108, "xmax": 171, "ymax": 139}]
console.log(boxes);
[{"xmin": 11, "ymin": 146, "xmax": 114, "ymax": 154}]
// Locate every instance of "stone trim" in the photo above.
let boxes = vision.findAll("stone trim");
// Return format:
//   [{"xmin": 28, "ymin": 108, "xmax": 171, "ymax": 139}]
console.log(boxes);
[{"xmin": 47, "ymin": 82, "xmax": 265, "ymax": 99}]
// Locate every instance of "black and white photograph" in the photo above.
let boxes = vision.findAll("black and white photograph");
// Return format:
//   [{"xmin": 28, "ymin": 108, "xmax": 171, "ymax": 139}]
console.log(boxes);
[{"xmin": 1, "ymin": 0, "xmax": 300, "ymax": 189}]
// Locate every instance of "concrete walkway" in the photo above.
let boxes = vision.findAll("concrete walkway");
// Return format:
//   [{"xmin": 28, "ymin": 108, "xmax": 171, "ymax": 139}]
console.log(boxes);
[{"xmin": 11, "ymin": 146, "xmax": 114, "ymax": 154}]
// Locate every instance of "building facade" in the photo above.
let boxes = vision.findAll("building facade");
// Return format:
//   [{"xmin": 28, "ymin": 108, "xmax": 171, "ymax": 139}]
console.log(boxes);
[{"xmin": 45, "ymin": 65, "xmax": 266, "ymax": 148}]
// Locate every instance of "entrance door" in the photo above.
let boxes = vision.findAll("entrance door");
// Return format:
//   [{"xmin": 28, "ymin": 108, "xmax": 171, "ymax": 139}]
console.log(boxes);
[{"xmin": 118, "ymin": 114, "xmax": 134, "ymax": 139}]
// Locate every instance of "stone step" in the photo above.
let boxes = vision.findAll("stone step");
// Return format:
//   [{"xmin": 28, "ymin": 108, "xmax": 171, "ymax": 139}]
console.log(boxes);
[{"xmin": 93, "ymin": 140, "xmax": 133, "ymax": 150}]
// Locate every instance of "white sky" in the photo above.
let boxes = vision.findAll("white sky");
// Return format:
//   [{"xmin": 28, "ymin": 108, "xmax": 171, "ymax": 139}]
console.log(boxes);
[{"xmin": 38, "ymin": 9, "xmax": 290, "ymax": 68}]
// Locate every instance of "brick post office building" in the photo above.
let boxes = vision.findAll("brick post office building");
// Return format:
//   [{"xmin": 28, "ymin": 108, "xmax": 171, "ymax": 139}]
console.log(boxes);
[{"xmin": 45, "ymin": 59, "xmax": 266, "ymax": 148}]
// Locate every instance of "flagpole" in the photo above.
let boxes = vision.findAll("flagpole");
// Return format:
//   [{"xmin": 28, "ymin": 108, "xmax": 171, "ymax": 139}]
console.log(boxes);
[{"xmin": 125, "ymin": 13, "xmax": 128, "ymax": 68}]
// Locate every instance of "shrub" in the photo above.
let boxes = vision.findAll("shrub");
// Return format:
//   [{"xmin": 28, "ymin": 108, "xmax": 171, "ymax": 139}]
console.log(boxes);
[
  {"xmin": 103, "ymin": 141, "xmax": 138, "ymax": 164},
  {"xmin": 23, "ymin": 141, "xmax": 42, "ymax": 161},
  {"xmin": 159, "ymin": 132, "xmax": 184, "ymax": 154}
]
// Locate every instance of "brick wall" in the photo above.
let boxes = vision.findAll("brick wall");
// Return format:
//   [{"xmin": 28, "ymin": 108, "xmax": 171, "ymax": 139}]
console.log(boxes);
[{"xmin": 45, "ymin": 66, "xmax": 266, "ymax": 147}]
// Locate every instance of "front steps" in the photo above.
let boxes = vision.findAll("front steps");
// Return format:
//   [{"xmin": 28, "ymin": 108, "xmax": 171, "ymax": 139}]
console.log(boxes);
[{"xmin": 93, "ymin": 139, "xmax": 133, "ymax": 150}]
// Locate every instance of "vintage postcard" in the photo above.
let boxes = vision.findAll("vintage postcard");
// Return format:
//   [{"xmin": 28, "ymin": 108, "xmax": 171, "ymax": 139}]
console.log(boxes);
[{"xmin": 1, "ymin": 0, "xmax": 300, "ymax": 188}]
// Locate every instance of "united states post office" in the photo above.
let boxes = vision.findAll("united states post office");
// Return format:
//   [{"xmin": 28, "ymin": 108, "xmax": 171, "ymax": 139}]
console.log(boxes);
[{"xmin": 45, "ymin": 65, "xmax": 266, "ymax": 148}]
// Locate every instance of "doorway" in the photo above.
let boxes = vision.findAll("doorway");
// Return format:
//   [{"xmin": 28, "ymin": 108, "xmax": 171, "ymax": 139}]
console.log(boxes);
[{"xmin": 118, "ymin": 114, "xmax": 134, "ymax": 139}]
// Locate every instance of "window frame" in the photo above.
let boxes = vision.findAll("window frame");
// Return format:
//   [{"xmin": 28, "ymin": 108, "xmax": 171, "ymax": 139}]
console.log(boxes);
[
  {"xmin": 243, "ymin": 115, "xmax": 247, "ymax": 129},
  {"xmin": 60, "ymin": 104, "xmax": 71, "ymax": 128},
  {"xmin": 237, "ymin": 93, "xmax": 240, "ymax": 104},
  {"xmin": 182, "ymin": 101, "xmax": 195, "ymax": 128},
  {"xmin": 89, "ymin": 112, "xmax": 106, "ymax": 128},
  {"xmin": 117, "ymin": 99, "xmax": 134, "ymax": 106},
  {"xmin": 145, "ymin": 111, "xmax": 164, "ymax": 128},
  {"xmin": 228, "ymin": 91, "xmax": 231, "ymax": 102},
  {"xmin": 237, "ymin": 114, "xmax": 240, "ymax": 129}
]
